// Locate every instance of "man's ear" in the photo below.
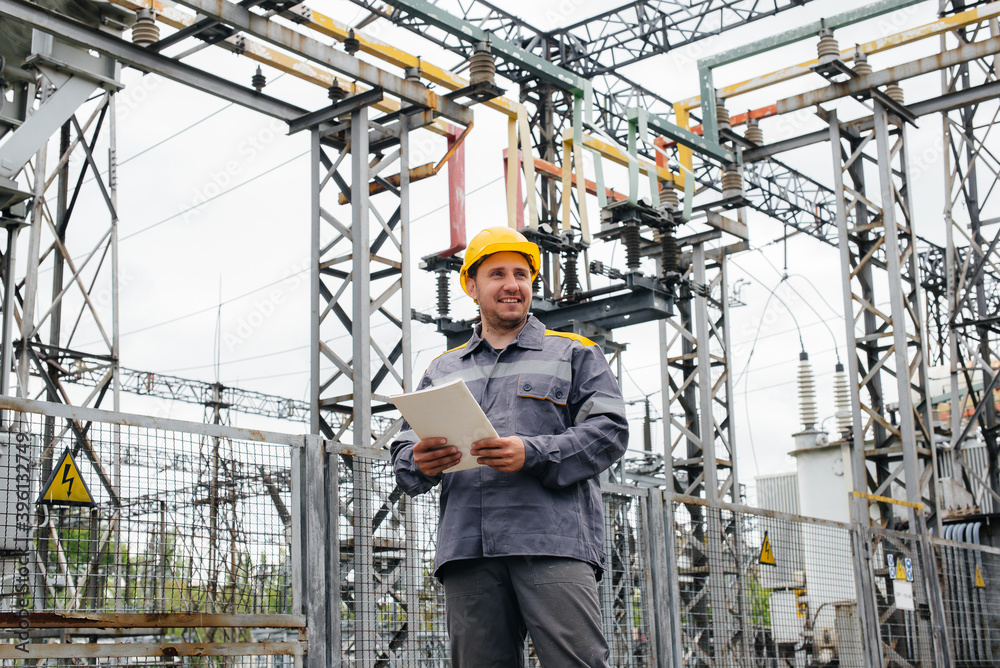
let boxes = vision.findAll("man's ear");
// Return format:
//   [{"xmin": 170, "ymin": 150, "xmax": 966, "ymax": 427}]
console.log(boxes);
[{"xmin": 465, "ymin": 276, "xmax": 478, "ymax": 304}]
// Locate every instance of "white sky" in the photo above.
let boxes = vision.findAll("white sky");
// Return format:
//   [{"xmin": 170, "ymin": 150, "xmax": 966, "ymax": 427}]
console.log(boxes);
[{"xmin": 7, "ymin": 0, "xmax": 978, "ymax": 503}]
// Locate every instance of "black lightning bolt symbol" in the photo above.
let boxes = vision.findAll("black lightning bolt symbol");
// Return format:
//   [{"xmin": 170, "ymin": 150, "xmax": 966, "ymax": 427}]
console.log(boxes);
[{"xmin": 61, "ymin": 463, "xmax": 75, "ymax": 496}]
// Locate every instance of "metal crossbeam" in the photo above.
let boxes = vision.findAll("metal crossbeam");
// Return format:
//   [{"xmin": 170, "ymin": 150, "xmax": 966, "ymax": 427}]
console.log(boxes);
[
  {"xmin": 0, "ymin": 0, "xmax": 306, "ymax": 122},
  {"xmin": 170, "ymin": 0, "xmax": 473, "ymax": 125},
  {"xmin": 343, "ymin": 0, "xmax": 819, "ymax": 143}
]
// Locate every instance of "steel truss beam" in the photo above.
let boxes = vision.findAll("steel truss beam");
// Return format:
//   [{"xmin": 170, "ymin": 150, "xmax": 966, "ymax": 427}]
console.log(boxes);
[
  {"xmin": 829, "ymin": 101, "xmax": 954, "ymax": 665},
  {"xmin": 5, "ymin": 82, "xmax": 127, "ymax": 612},
  {"xmin": 308, "ymin": 97, "xmax": 414, "ymax": 664},
  {"xmin": 829, "ymin": 106, "xmax": 938, "ymax": 529},
  {"xmin": 940, "ymin": 10, "xmax": 1000, "ymax": 518},
  {"xmin": 59, "ymin": 363, "xmax": 398, "ymax": 432},
  {"xmin": 659, "ymin": 241, "xmax": 747, "ymax": 665},
  {"xmin": 344, "ymin": 0, "xmax": 817, "ymax": 89},
  {"xmin": 0, "ymin": 0, "xmax": 306, "ymax": 122},
  {"xmin": 341, "ymin": 0, "xmax": 816, "ymax": 182}
]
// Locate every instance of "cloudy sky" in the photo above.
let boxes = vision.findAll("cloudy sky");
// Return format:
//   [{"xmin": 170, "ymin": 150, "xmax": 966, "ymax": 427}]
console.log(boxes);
[{"xmin": 11, "ymin": 0, "xmax": 964, "ymax": 501}]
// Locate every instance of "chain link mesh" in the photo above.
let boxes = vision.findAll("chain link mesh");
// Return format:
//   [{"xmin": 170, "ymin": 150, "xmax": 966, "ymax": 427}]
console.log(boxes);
[
  {"xmin": 673, "ymin": 499, "xmax": 864, "ymax": 667},
  {"xmin": 2, "ymin": 404, "xmax": 998, "ymax": 666},
  {"xmin": 0, "ymin": 410, "xmax": 294, "ymax": 617}
]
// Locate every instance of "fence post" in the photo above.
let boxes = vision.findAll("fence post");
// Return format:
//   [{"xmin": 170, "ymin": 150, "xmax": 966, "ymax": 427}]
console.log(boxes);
[
  {"xmin": 848, "ymin": 496, "xmax": 884, "ymax": 668},
  {"xmin": 302, "ymin": 434, "xmax": 328, "ymax": 668},
  {"xmin": 645, "ymin": 489, "xmax": 682, "ymax": 668},
  {"xmin": 326, "ymin": 439, "xmax": 342, "ymax": 667},
  {"xmin": 917, "ymin": 519, "xmax": 955, "ymax": 667}
]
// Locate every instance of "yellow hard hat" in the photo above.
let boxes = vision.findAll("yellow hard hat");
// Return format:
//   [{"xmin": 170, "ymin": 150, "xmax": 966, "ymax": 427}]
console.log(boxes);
[{"xmin": 459, "ymin": 226, "xmax": 541, "ymax": 297}]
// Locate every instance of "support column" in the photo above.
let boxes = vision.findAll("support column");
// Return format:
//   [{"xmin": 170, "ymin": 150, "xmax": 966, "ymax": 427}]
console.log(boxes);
[
  {"xmin": 829, "ymin": 113, "xmax": 886, "ymax": 668},
  {"xmin": 829, "ymin": 102, "xmax": 951, "ymax": 666},
  {"xmin": 308, "ymin": 95, "xmax": 416, "ymax": 665},
  {"xmin": 940, "ymin": 7, "xmax": 1000, "ymax": 517},
  {"xmin": 664, "ymin": 239, "xmax": 744, "ymax": 666}
]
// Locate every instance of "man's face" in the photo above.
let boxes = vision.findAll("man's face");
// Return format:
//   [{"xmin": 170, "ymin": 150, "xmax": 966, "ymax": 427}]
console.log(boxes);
[{"xmin": 466, "ymin": 251, "xmax": 533, "ymax": 333}]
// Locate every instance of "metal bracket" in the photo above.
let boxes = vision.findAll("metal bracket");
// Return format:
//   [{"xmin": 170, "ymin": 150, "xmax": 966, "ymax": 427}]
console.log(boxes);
[
  {"xmin": 871, "ymin": 87, "xmax": 918, "ymax": 126},
  {"xmin": 288, "ymin": 87, "xmax": 385, "ymax": 134},
  {"xmin": 811, "ymin": 57, "xmax": 857, "ymax": 82},
  {"xmin": 0, "ymin": 177, "xmax": 31, "ymax": 211},
  {"xmin": 26, "ymin": 31, "xmax": 122, "ymax": 89},
  {"xmin": 444, "ymin": 80, "xmax": 505, "ymax": 104}
]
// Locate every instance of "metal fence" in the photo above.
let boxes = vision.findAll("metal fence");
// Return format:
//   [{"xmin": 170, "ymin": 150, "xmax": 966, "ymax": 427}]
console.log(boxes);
[
  {"xmin": 667, "ymin": 496, "xmax": 865, "ymax": 667},
  {"xmin": 1, "ymin": 397, "xmax": 999, "ymax": 666},
  {"xmin": 331, "ymin": 463, "xmax": 653, "ymax": 666},
  {"xmin": 0, "ymin": 398, "xmax": 306, "ymax": 665},
  {"xmin": 934, "ymin": 531, "xmax": 1000, "ymax": 666}
]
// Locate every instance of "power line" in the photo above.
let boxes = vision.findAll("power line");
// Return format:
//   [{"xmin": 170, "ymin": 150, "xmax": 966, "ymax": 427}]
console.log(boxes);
[
  {"xmin": 732, "ymin": 274, "xmax": 802, "ymax": 390},
  {"xmin": 750, "ymin": 251, "xmax": 844, "ymax": 363},
  {"xmin": 226, "ymin": 368, "xmax": 309, "ymax": 383},
  {"xmin": 90, "ymin": 74, "xmax": 289, "ymax": 182},
  {"xmin": 736, "ymin": 365, "xmax": 836, "ymax": 396},
  {"xmin": 116, "ymin": 104, "xmax": 233, "ymax": 170},
  {"xmin": 119, "ymin": 175, "xmax": 506, "ymax": 344},
  {"xmin": 119, "ymin": 149, "xmax": 308, "ymax": 242},
  {"xmin": 159, "ymin": 343, "xmax": 308, "ymax": 373}
]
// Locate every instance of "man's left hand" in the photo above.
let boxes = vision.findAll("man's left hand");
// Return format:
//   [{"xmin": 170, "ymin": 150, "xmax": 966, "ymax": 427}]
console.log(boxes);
[{"xmin": 471, "ymin": 436, "xmax": 525, "ymax": 473}]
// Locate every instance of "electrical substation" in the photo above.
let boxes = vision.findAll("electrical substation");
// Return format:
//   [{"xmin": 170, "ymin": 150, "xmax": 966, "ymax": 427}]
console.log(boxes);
[{"xmin": 0, "ymin": 0, "xmax": 1000, "ymax": 665}]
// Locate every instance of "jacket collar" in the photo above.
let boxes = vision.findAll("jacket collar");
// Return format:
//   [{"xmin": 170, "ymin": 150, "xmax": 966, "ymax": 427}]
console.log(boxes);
[{"xmin": 460, "ymin": 313, "xmax": 544, "ymax": 357}]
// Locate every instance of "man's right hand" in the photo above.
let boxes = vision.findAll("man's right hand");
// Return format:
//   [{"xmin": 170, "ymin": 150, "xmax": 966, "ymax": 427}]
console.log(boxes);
[{"xmin": 413, "ymin": 438, "xmax": 461, "ymax": 476}]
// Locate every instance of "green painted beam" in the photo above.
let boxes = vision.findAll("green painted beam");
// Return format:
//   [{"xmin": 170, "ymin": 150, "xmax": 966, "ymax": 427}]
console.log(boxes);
[
  {"xmin": 701, "ymin": 0, "xmax": 926, "ymax": 67},
  {"xmin": 381, "ymin": 0, "xmax": 588, "ymax": 94},
  {"xmin": 698, "ymin": 0, "xmax": 924, "ymax": 145},
  {"xmin": 629, "ymin": 108, "xmax": 734, "ymax": 164}
]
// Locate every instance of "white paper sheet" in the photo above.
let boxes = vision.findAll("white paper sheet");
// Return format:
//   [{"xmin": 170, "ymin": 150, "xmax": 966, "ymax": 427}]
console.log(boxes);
[{"xmin": 390, "ymin": 379, "xmax": 498, "ymax": 473}]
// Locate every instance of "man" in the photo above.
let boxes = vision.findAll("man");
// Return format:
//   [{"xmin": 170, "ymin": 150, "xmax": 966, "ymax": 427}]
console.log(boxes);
[{"xmin": 391, "ymin": 226, "xmax": 629, "ymax": 666}]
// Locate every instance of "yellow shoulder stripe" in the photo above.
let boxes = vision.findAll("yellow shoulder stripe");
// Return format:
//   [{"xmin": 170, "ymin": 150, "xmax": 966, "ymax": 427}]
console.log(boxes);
[
  {"xmin": 544, "ymin": 329, "xmax": 597, "ymax": 347},
  {"xmin": 433, "ymin": 343, "xmax": 467, "ymax": 361}
]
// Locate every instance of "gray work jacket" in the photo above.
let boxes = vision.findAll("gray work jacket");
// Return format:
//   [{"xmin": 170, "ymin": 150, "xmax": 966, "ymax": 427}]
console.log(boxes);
[{"xmin": 390, "ymin": 315, "xmax": 629, "ymax": 576}]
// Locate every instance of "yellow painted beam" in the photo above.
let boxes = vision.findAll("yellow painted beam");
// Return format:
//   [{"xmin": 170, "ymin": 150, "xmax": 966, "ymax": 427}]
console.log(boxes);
[
  {"xmin": 852, "ymin": 490, "xmax": 926, "ymax": 510},
  {"xmin": 299, "ymin": 7, "xmax": 520, "ymax": 118},
  {"xmin": 110, "ymin": 0, "xmax": 457, "ymax": 135},
  {"xmin": 575, "ymin": 131, "xmax": 676, "ymax": 184},
  {"xmin": 678, "ymin": 0, "xmax": 1000, "ymax": 110},
  {"xmin": 671, "ymin": 103, "xmax": 693, "ymax": 189}
]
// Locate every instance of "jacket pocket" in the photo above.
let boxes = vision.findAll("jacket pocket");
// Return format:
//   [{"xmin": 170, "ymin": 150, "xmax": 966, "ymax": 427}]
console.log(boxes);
[{"xmin": 514, "ymin": 373, "xmax": 570, "ymax": 435}]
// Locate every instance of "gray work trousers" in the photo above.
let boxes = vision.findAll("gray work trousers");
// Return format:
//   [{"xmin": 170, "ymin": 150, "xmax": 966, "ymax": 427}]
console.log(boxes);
[{"xmin": 440, "ymin": 556, "xmax": 609, "ymax": 667}]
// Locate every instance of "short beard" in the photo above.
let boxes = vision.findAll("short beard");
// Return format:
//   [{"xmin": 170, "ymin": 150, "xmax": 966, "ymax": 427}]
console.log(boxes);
[{"xmin": 482, "ymin": 309, "xmax": 528, "ymax": 334}]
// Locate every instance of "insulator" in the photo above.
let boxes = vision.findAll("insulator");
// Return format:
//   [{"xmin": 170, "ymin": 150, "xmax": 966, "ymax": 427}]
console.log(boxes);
[
  {"xmin": 817, "ymin": 28, "xmax": 840, "ymax": 62},
  {"xmin": 131, "ymin": 9, "xmax": 160, "ymax": 47},
  {"xmin": 436, "ymin": 270, "xmax": 450, "ymax": 319},
  {"xmin": 744, "ymin": 118, "xmax": 763, "ymax": 146},
  {"xmin": 833, "ymin": 362, "xmax": 852, "ymax": 435},
  {"xmin": 344, "ymin": 29, "xmax": 361, "ymax": 56},
  {"xmin": 716, "ymin": 98, "xmax": 730, "ymax": 132},
  {"xmin": 798, "ymin": 352, "xmax": 818, "ymax": 430},
  {"xmin": 623, "ymin": 224, "xmax": 641, "ymax": 271},
  {"xmin": 853, "ymin": 50, "xmax": 873, "ymax": 78},
  {"xmin": 661, "ymin": 227, "xmax": 679, "ymax": 278},
  {"xmin": 721, "ymin": 168, "xmax": 742, "ymax": 199},
  {"xmin": 251, "ymin": 66, "xmax": 266, "ymax": 93},
  {"xmin": 469, "ymin": 42, "xmax": 496, "ymax": 86},
  {"xmin": 661, "ymin": 181, "xmax": 679, "ymax": 210},
  {"xmin": 563, "ymin": 251, "xmax": 580, "ymax": 296},
  {"xmin": 328, "ymin": 78, "xmax": 347, "ymax": 102},
  {"xmin": 885, "ymin": 82, "xmax": 904, "ymax": 104}
]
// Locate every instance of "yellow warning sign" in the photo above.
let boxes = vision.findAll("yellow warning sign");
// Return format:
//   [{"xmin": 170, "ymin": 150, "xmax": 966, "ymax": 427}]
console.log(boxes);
[
  {"xmin": 759, "ymin": 531, "xmax": 776, "ymax": 566},
  {"xmin": 37, "ymin": 449, "xmax": 94, "ymax": 506},
  {"xmin": 895, "ymin": 558, "xmax": 908, "ymax": 582},
  {"xmin": 975, "ymin": 564, "xmax": 986, "ymax": 588}
]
